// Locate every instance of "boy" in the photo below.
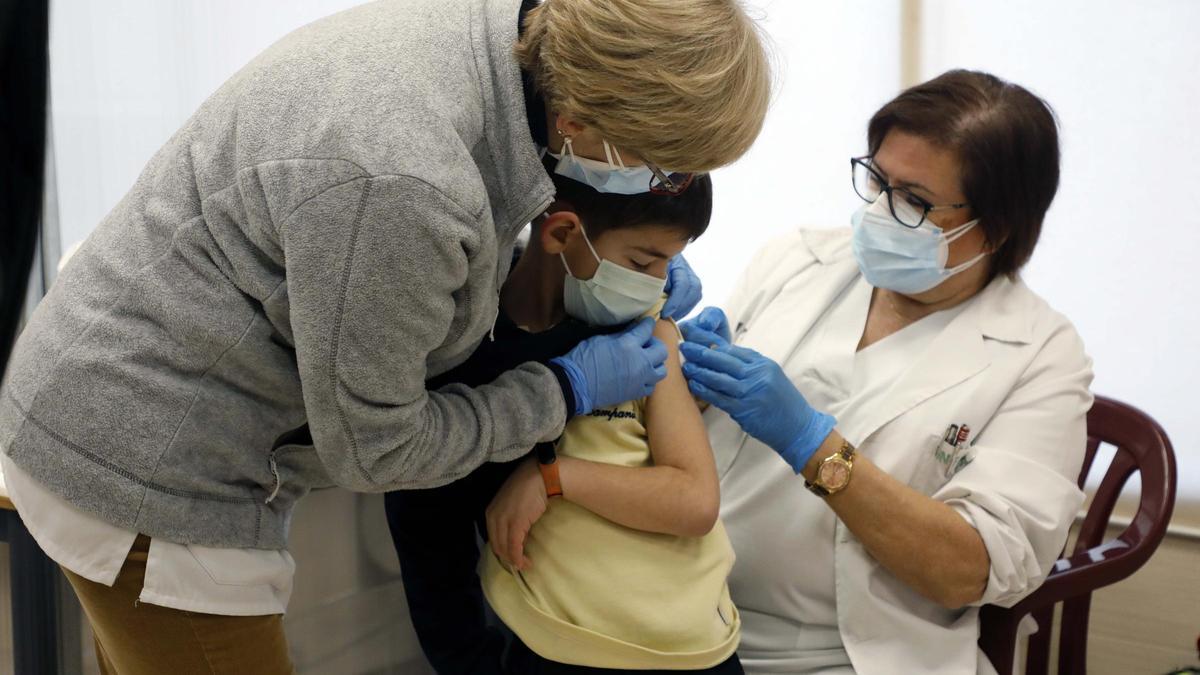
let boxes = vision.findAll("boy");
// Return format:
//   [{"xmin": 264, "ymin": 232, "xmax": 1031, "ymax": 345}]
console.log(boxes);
[{"xmin": 385, "ymin": 162, "xmax": 739, "ymax": 674}]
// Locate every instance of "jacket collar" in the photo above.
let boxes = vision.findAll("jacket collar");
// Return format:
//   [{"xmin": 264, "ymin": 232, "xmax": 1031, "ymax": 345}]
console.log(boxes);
[{"xmin": 470, "ymin": 0, "xmax": 556, "ymax": 231}]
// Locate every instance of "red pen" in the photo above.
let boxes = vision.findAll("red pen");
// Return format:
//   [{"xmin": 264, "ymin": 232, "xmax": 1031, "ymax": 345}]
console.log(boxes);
[{"xmin": 955, "ymin": 425, "xmax": 970, "ymax": 447}]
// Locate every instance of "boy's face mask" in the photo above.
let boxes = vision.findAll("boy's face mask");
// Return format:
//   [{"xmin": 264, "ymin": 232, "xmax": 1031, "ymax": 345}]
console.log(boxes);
[
  {"xmin": 560, "ymin": 224, "xmax": 666, "ymax": 326},
  {"xmin": 545, "ymin": 137, "xmax": 659, "ymax": 195}
]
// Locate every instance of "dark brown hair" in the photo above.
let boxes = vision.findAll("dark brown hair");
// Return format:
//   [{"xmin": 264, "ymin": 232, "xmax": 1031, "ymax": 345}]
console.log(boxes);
[{"xmin": 867, "ymin": 69, "xmax": 1060, "ymax": 278}]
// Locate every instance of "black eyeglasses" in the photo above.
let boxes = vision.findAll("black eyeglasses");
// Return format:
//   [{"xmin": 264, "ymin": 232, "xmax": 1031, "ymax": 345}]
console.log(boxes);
[
  {"xmin": 645, "ymin": 161, "xmax": 697, "ymax": 196},
  {"xmin": 850, "ymin": 156, "xmax": 968, "ymax": 228}
]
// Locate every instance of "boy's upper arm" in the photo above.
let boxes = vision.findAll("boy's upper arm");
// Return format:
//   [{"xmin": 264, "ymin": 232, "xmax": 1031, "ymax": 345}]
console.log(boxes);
[{"xmin": 643, "ymin": 318, "xmax": 713, "ymax": 471}]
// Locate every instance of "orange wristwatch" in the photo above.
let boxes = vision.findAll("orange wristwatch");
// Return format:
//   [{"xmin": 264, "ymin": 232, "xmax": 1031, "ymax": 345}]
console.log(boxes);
[{"xmin": 535, "ymin": 443, "xmax": 563, "ymax": 498}]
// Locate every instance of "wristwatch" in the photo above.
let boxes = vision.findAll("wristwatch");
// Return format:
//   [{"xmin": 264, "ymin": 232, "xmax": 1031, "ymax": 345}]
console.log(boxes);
[
  {"xmin": 535, "ymin": 443, "xmax": 563, "ymax": 498},
  {"xmin": 804, "ymin": 438, "xmax": 856, "ymax": 497}
]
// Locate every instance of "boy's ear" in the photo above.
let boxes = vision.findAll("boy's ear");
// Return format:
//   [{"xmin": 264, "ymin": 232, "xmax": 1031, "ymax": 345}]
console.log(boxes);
[{"xmin": 538, "ymin": 208, "xmax": 582, "ymax": 255}]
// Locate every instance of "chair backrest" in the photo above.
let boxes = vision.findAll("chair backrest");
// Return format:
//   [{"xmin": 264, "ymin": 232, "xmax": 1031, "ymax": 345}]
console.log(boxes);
[
  {"xmin": 979, "ymin": 394, "xmax": 1177, "ymax": 675},
  {"xmin": 1072, "ymin": 395, "xmax": 1176, "ymax": 574}
]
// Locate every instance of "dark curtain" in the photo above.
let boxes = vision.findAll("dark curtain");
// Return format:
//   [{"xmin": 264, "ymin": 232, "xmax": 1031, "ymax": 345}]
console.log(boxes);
[{"xmin": 0, "ymin": 0, "xmax": 50, "ymax": 374}]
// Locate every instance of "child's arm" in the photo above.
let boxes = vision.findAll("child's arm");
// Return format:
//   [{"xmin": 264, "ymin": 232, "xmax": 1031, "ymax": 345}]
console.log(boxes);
[
  {"xmin": 486, "ymin": 319, "xmax": 720, "ymax": 570},
  {"xmin": 555, "ymin": 318, "xmax": 720, "ymax": 536}
]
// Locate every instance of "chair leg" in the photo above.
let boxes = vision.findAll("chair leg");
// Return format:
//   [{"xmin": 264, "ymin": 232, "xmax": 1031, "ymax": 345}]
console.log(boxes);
[
  {"xmin": 979, "ymin": 606, "xmax": 1020, "ymax": 675},
  {"xmin": 1058, "ymin": 593, "xmax": 1093, "ymax": 675},
  {"xmin": 1025, "ymin": 605, "xmax": 1055, "ymax": 675}
]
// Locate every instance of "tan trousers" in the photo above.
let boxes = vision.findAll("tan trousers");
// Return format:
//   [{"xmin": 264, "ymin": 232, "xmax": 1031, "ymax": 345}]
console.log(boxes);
[{"xmin": 60, "ymin": 534, "xmax": 295, "ymax": 675}]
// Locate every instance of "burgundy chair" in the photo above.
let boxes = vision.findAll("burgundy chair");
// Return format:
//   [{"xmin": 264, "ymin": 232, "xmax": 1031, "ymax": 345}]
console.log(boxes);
[{"xmin": 979, "ymin": 395, "xmax": 1177, "ymax": 675}]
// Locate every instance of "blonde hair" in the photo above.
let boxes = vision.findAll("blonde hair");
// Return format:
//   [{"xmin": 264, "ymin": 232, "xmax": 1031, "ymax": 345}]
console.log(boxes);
[{"xmin": 516, "ymin": 0, "xmax": 771, "ymax": 173}]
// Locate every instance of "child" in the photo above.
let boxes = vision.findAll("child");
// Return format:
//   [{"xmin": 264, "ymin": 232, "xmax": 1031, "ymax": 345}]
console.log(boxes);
[{"xmin": 384, "ymin": 165, "xmax": 740, "ymax": 674}]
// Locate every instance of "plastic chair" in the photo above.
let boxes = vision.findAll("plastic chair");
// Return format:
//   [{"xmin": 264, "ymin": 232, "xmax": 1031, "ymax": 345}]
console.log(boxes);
[{"xmin": 979, "ymin": 395, "xmax": 1177, "ymax": 675}]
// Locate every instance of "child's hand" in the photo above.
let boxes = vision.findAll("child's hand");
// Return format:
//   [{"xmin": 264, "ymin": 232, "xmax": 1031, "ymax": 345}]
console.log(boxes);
[{"xmin": 485, "ymin": 457, "xmax": 549, "ymax": 572}]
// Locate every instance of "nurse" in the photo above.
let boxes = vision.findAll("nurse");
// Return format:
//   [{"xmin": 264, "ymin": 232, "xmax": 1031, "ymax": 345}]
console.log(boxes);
[
  {"xmin": 0, "ymin": 1, "xmax": 770, "ymax": 673},
  {"xmin": 680, "ymin": 70, "xmax": 1092, "ymax": 674}
]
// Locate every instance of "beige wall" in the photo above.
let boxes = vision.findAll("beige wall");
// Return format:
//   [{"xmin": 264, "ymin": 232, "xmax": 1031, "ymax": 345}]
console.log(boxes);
[{"xmin": 1070, "ymin": 500, "xmax": 1200, "ymax": 675}]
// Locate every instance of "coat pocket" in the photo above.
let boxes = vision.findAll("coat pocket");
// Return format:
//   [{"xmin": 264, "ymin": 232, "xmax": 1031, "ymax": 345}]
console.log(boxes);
[
  {"xmin": 909, "ymin": 433, "xmax": 963, "ymax": 496},
  {"xmin": 264, "ymin": 443, "xmax": 335, "ymax": 505}
]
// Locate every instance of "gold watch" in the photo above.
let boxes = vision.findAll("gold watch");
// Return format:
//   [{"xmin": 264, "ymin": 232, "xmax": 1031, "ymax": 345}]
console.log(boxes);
[{"xmin": 804, "ymin": 439, "xmax": 856, "ymax": 497}]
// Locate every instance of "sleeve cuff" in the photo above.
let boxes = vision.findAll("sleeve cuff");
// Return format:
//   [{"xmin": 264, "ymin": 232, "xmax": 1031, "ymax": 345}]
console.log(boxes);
[{"xmin": 546, "ymin": 361, "xmax": 578, "ymax": 422}]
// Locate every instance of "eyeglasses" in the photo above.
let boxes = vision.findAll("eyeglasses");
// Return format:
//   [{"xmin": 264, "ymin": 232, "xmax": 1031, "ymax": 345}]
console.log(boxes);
[
  {"xmin": 850, "ymin": 156, "xmax": 968, "ymax": 228},
  {"xmin": 645, "ymin": 161, "xmax": 697, "ymax": 196}
]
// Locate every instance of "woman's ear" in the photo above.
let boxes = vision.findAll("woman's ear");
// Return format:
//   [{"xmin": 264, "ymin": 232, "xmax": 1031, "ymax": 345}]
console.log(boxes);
[
  {"xmin": 539, "ymin": 207, "xmax": 582, "ymax": 255},
  {"xmin": 985, "ymin": 226, "xmax": 1008, "ymax": 254},
  {"xmin": 553, "ymin": 113, "xmax": 587, "ymax": 139}
]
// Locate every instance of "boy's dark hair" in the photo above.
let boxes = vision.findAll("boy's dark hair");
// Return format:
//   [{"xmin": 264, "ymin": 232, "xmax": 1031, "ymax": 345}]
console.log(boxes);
[{"xmin": 544, "ymin": 159, "xmax": 713, "ymax": 241}]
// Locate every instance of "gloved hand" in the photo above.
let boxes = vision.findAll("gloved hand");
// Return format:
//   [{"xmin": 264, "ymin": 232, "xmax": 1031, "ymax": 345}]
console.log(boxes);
[
  {"xmin": 679, "ymin": 306, "xmax": 732, "ymax": 346},
  {"xmin": 661, "ymin": 255, "xmax": 703, "ymax": 320},
  {"xmin": 679, "ymin": 336, "xmax": 836, "ymax": 474},
  {"xmin": 552, "ymin": 317, "xmax": 668, "ymax": 416}
]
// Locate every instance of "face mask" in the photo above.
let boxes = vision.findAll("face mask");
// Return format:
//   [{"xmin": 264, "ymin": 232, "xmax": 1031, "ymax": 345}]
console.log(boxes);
[
  {"xmin": 851, "ymin": 194, "xmax": 987, "ymax": 295},
  {"xmin": 560, "ymin": 225, "xmax": 666, "ymax": 325},
  {"xmin": 545, "ymin": 137, "xmax": 658, "ymax": 195}
]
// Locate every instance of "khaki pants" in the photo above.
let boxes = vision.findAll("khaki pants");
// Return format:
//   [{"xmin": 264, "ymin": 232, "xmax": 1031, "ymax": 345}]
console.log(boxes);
[{"xmin": 61, "ymin": 534, "xmax": 295, "ymax": 675}]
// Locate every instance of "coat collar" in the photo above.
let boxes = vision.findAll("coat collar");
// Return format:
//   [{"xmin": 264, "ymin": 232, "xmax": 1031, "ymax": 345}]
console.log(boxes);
[
  {"xmin": 804, "ymin": 228, "xmax": 1035, "ymax": 345},
  {"xmin": 801, "ymin": 228, "xmax": 1037, "ymax": 444},
  {"xmin": 470, "ymin": 0, "xmax": 556, "ymax": 231}
]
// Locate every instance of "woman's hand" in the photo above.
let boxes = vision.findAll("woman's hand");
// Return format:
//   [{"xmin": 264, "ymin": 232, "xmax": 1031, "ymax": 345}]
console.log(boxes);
[
  {"xmin": 679, "ymin": 306, "xmax": 732, "ymax": 344},
  {"xmin": 485, "ymin": 457, "xmax": 548, "ymax": 571},
  {"xmin": 679, "ymin": 333, "xmax": 836, "ymax": 474}
]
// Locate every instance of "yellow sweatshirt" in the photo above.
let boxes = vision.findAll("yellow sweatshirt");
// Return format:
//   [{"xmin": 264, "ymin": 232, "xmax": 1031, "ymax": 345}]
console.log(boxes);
[{"xmin": 481, "ymin": 374, "xmax": 741, "ymax": 670}]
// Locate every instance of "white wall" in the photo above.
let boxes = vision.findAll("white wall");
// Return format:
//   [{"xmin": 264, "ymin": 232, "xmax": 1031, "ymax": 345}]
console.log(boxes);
[
  {"xmin": 48, "ymin": 0, "xmax": 365, "ymax": 249},
  {"xmin": 915, "ymin": 0, "xmax": 1200, "ymax": 497},
  {"xmin": 690, "ymin": 0, "xmax": 902, "ymax": 311}
]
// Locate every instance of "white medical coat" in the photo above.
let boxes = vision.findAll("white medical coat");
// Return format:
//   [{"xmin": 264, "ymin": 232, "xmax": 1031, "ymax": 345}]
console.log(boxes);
[{"xmin": 708, "ymin": 228, "xmax": 1093, "ymax": 674}]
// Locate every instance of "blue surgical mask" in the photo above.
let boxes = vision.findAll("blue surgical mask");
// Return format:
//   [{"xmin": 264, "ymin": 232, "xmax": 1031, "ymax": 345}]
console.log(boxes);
[
  {"xmin": 545, "ymin": 137, "xmax": 659, "ymax": 195},
  {"xmin": 560, "ymin": 225, "xmax": 666, "ymax": 326},
  {"xmin": 851, "ymin": 195, "xmax": 987, "ymax": 294}
]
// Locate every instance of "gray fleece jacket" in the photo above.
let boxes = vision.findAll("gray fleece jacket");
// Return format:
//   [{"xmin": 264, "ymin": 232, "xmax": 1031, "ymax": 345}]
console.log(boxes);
[{"xmin": 0, "ymin": 0, "xmax": 565, "ymax": 549}]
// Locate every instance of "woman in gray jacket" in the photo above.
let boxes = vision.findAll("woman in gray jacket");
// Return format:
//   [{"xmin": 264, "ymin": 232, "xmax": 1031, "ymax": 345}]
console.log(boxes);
[{"xmin": 0, "ymin": 1, "xmax": 770, "ymax": 672}]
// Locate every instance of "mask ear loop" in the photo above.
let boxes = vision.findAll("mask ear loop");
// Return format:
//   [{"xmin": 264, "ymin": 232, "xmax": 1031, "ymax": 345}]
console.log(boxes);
[
  {"xmin": 601, "ymin": 140, "xmax": 627, "ymax": 170},
  {"xmin": 558, "ymin": 223, "xmax": 603, "ymax": 279},
  {"xmin": 577, "ymin": 223, "xmax": 602, "ymax": 263},
  {"xmin": 945, "ymin": 250, "xmax": 988, "ymax": 274},
  {"xmin": 941, "ymin": 219, "xmax": 988, "ymax": 273},
  {"xmin": 942, "ymin": 218, "xmax": 980, "ymax": 244}
]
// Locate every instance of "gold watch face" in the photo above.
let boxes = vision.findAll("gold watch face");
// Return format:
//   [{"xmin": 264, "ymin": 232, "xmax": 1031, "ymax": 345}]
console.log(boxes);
[{"xmin": 818, "ymin": 460, "xmax": 850, "ymax": 490}]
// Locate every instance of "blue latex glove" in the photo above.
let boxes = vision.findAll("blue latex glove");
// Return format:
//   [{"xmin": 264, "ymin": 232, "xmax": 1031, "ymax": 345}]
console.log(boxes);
[
  {"xmin": 551, "ymin": 317, "xmax": 668, "ymax": 416},
  {"xmin": 679, "ymin": 334, "xmax": 836, "ymax": 473},
  {"xmin": 660, "ymin": 255, "xmax": 703, "ymax": 320},
  {"xmin": 679, "ymin": 306, "xmax": 732, "ymax": 345}
]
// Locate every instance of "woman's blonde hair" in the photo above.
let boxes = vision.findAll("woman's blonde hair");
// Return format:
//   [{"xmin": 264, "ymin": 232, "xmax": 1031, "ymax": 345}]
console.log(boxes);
[{"xmin": 516, "ymin": 0, "xmax": 771, "ymax": 173}]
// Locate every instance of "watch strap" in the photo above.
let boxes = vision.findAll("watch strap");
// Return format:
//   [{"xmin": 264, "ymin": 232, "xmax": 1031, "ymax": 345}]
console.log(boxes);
[
  {"xmin": 535, "ymin": 442, "xmax": 563, "ymax": 498},
  {"xmin": 538, "ymin": 459, "xmax": 563, "ymax": 498},
  {"xmin": 804, "ymin": 479, "xmax": 831, "ymax": 497}
]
